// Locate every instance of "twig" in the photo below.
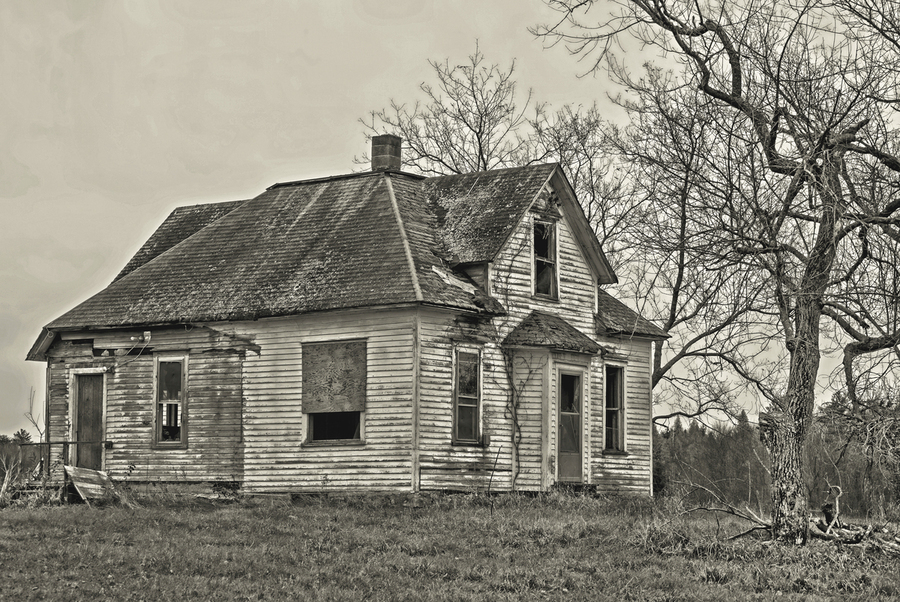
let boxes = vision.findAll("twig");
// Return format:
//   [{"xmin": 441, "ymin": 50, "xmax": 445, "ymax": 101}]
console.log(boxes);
[{"xmin": 728, "ymin": 525, "xmax": 770, "ymax": 541}]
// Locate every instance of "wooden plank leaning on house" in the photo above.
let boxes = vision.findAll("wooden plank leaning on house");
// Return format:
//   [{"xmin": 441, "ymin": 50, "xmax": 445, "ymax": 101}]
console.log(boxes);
[{"xmin": 64, "ymin": 465, "xmax": 117, "ymax": 506}]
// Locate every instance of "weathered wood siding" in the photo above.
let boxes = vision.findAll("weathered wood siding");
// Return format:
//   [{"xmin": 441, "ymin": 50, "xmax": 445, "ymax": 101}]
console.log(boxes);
[
  {"xmin": 45, "ymin": 327, "xmax": 244, "ymax": 485},
  {"xmin": 46, "ymin": 340, "xmax": 105, "ymax": 478},
  {"xmin": 589, "ymin": 336, "xmax": 654, "ymax": 494},
  {"xmin": 233, "ymin": 308, "xmax": 416, "ymax": 494},
  {"xmin": 490, "ymin": 204, "xmax": 597, "ymax": 340},
  {"xmin": 509, "ymin": 349, "xmax": 550, "ymax": 491},
  {"xmin": 484, "ymin": 187, "xmax": 654, "ymax": 494},
  {"xmin": 416, "ymin": 307, "xmax": 513, "ymax": 491},
  {"xmin": 413, "ymin": 196, "xmax": 609, "ymax": 493},
  {"xmin": 40, "ymin": 176, "xmax": 653, "ymax": 495}
]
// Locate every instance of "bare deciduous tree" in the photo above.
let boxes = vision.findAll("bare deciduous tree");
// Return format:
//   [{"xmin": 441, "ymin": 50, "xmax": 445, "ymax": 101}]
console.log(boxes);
[
  {"xmin": 362, "ymin": 45, "xmax": 766, "ymax": 431},
  {"xmin": 359, "ymin": 43, "xmax": 548, "ymax": 175},
  {"xmin": 537, "ymin": 0, "xmax": 900, "ymax": 543}
]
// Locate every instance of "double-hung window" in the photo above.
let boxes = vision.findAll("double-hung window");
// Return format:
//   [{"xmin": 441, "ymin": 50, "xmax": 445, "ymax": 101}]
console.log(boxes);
[
  {"xmin": 302, "ymin": 340, "xmax": 366, "ymax": 443},
  {"xmin": 604, "ymin": 365, "xmax": 625, "ymax": 452},
  {"xmin": 534, "ymin": 221, "xmax": 557, "ymax": 298},
  {"xmin": 155, "ymin": 356, "xmax": 187, "ymax": 447},
  {"xmin": 453, "ymin": 348, "xmax": 481, "ymax": 444}
]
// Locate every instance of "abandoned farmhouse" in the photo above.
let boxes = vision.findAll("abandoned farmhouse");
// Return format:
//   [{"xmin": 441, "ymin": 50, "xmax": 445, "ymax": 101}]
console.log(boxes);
[{"xmin": 27, "ymin": 135, "xmax": 667, "ymax": 495}]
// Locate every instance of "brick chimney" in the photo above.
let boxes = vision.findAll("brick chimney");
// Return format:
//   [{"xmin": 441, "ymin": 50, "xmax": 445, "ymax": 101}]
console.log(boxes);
[{"xmin": 371, "ymin": 134, "xmax": 402, "ymax": 171}]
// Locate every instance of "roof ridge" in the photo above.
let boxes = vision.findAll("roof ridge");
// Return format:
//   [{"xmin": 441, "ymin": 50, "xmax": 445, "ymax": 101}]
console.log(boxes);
[
  {"xmin": 384, "ymin": 173, "xmax": 423, "ymax": 302},
  {"xmin": 267, "ymin": 168, "xmax": 425, "ymax": 190},
  {"xmin": 424, "ymin": 162, "xmax": 559, "ymax": 182}
]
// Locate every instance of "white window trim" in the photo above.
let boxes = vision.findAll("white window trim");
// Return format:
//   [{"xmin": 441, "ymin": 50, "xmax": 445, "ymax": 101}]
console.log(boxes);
[
  {"xmin": 603, "ymin": 363, "xmax": 628, "ymax": 453},
  {"xmin": 532, "ymin": 217, "xmax": 560, "ymax": 300},
  {"xmin": 153, "ymin": 354, "xmax": 188, "ymax": 449},
  {"xmin": 68, "ymin": 367, "xmax": 108, "ymax": 469},
  {"xmin": 452, "ymin": 344, "xmax": 483, "ymax": 445}
]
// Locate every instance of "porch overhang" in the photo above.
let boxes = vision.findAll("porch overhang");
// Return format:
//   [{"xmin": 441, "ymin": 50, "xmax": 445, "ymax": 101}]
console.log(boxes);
[{"xmin": 501, "ymin": 311, "xmax": 601, "ymax": 355}]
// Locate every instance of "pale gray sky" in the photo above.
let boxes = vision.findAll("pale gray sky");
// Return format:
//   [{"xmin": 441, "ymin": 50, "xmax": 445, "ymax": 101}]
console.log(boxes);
[{"xmin": 1, "ymin": 1, "xmax": 626, "ymax": 436}]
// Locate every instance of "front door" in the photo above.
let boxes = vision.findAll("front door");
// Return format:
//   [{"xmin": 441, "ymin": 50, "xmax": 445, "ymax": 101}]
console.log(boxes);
[
  {"xmin": 75, "ymin": 374, "xmax": 103, "ymax": 470},
  {"xmin": 558, "ymin": 371, "xmax": 583, "ymax": 482}
]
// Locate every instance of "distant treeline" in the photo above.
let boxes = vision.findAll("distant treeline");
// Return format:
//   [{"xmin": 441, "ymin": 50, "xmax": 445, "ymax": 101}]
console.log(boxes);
[{"xmin": 654, "ymin": 405, "xmax": 899, "ymax": 519}]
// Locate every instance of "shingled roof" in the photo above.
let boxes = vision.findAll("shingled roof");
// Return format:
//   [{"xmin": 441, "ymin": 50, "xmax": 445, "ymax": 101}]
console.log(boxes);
[
  {"xmin": 423, "ymin": 164, "xmax": 557, "ymax": 264},
  {"xmin": 502, "ymin": 310, "xmax": 602, "ymax": 354},
  {"xmin": 31, "ymin": 153, "xmax": 636, "ymax": 366},
  {"xmin": 114, "ymin": 199, "xmax": 245, "ymax": 282},
  {"xmin": 596, "ymin": 290, "xmax": 669, "ymax": 339},
  {"xmin": 44, "ymin": 170, "xmax": 504, "ymax": 332}
]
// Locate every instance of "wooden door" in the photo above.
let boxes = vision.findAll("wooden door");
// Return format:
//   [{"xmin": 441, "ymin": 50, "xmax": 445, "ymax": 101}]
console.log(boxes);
[
  {"xmin": 75, "ymin": 374, "xmax": 103, "ymax": 470},
  {"xmin": 558, "ymin": 371, "xmax": 583, "ymax": 482}
]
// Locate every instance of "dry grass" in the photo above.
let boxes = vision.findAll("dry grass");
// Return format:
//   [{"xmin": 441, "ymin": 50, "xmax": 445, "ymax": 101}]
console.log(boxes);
[{"xmin": 0, "ymin": 490, "xmax": 898, "ymax": 601}]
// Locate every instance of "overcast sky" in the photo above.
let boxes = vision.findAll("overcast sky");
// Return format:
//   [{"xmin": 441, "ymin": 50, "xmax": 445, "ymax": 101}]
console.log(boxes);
[{"xmin": 0, "ymin": 1, "xmax": 635, "ymax": 436}]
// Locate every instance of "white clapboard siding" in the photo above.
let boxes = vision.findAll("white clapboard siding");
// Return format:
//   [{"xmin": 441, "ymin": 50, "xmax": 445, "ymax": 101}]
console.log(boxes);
[
  {"xmin": 416, "ymin": 308, "xmax": 519, "ymax": 492},
  {"xmin": 487, "ymin": 195, "xmax": 655, "ymax": 495},
  {"xmin": 588, "ymin": 336, "xmax": 654, "ymax": 495},
  {"xmin": 509, "ymin": 349, "xmax": 550, "ymax": 491},
  {"xmin": 42, "ymin": 176, "xmax": 656, "ymax": 496},
  {"xmin": 46, "ymin": 329, "xmax": 244, "ymax": 485},
  {"xmin": 234, "ymin": 308, "xmax": 417, "ymax": 493}
]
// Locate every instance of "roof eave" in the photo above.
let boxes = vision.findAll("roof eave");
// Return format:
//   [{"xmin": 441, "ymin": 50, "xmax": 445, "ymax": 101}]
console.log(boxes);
[
  {"xmin": 548, "ymin": 168, "xmax": 617, "ymax": 285},
  {"xmin": 600, "ymin": 328, "xmax": 671, "ymax": 341},
  {"xmin": 26, "ymin": 328, "xmax": 56, "ymax": 362}
]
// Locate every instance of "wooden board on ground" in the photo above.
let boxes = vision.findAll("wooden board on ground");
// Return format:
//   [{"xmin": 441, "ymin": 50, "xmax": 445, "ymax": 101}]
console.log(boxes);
[{"xmin": 64, "ymin": 465, "xmax": 116, "ymax": 505}]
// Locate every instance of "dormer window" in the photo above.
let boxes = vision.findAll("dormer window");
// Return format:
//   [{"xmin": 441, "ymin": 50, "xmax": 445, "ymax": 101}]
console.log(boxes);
[{"xmin": 534, "ymin": 221, "xmax": 557, "ymax": 298}]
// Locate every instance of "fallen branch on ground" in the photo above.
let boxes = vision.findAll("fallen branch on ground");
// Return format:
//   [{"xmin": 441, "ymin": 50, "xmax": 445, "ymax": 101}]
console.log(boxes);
[{"xmin": 674, "ymin": 480, "xmax": 900, "ymax": 554}]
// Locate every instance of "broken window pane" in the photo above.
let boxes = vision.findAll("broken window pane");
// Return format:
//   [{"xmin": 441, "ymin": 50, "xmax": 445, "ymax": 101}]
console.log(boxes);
[
  {"xmin": 534, "ymin": 222, "xmax": 557, "ymax": 297},
  {"xmin": 560, "ymin": 373, "xmax": 580, "ymax": 414},
  {"xmin": 157, "ymin": 360, "xmax": 184, "ymax": 444},
  {"xmin": 454, "ymin": 349, "xmax": 480, "ymax": 443}
]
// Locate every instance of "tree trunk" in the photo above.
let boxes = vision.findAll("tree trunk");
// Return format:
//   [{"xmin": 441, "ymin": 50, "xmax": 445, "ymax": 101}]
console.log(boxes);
[
  {"xmin": 769, "ymin": 422, "xmax": 809, "ymax": 543},
  {"xmin": 766, "ymin": 158, "xmax": 843, "ymax": 543}
]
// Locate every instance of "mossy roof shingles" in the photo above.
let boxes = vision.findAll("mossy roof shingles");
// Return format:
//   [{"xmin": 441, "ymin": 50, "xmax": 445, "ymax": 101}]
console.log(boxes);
[
  {"xmin": 114, "ymin": 199, "xmax": 245, "ymax": 282},
  {"xmin": 423, "ymin": 164, "xmax": 557, "ymax": 264},
  {"xmin": 502, "ymin": 311, "xmax": 602, "ymax": 354},
  {"xmin": 43, "ymin": 163, "xmax": 636, "ymax": 336}
]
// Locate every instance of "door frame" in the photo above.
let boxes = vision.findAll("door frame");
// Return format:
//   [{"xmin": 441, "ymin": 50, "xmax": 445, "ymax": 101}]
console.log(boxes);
[
  {"xmin": 68, "ymin": 368, "xmax": 108, "ymax": 470},
  {"xmin": 555, "ymin": 363, "xmax": 589, "ymax": 484}
]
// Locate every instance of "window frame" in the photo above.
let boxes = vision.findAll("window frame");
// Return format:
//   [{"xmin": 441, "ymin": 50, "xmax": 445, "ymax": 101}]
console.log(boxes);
[
  {"xmin": 152, "ymin": 354, "xmax": 188, "ymax": 450},
  {"xmin": 533, "ymin": 219, "xmax": 559, "ymax": 299},
  {"xmin": 603, "ymin": 364, "xmax": 626, "ymax": 453},
  {"xmin": 301, "ymin": 339, "xmax": 368, "ymax": 446},
  {"xmin": 452, "ymin": 345, "xmax": 482, "ymax": 446}
]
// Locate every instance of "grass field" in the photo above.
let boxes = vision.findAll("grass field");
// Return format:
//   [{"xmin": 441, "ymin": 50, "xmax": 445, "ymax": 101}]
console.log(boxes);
[{"xmin": 0, "ymin": 491, "xmax": 898, "ymax": 601}]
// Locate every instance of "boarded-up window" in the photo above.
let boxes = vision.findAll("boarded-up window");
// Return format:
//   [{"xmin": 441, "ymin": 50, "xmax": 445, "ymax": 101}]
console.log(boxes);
[
  {"xmin": 156, "ymin": 357, "xmax": 186, "ymax": 446},
  {"xmin": 302, "ymin": 340, "xmax": 367, "ymax": 414},
  {"xmin": 454, "ymin": 349, "xmax": 480, "ymax": 443},
  {"xmin": 605, "ymin": 366, "xmax": 624, "ymax": 451},
  {"xmin": 534, "ymin": 221, "xmax": 557, "ymax": 298},
  {"xmin": 303, "ymin": 340, "xmax": 366, "ymax": 442}
]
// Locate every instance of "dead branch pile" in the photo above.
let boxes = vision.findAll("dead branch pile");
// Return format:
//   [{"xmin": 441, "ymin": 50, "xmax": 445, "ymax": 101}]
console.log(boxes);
[{"xmin": 680, "ymin": 482, "xmax": 900, "ymax": 555}]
